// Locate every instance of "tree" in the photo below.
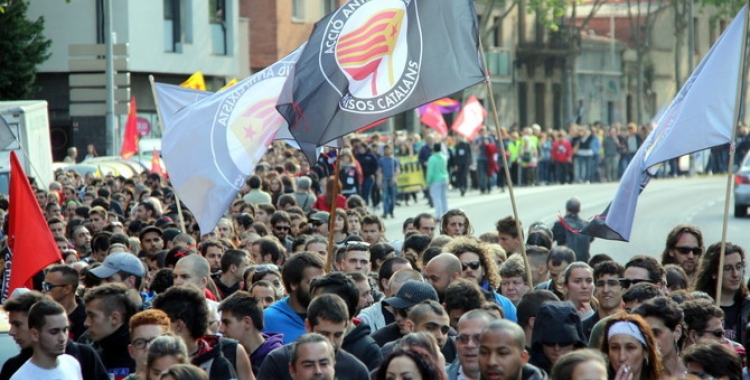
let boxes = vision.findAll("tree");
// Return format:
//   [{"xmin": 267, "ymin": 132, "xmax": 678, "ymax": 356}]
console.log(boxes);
[
  {"xmin": 626, "ymin": 0, "xmax": 663, "ymax": 123},
  {"xmin": 0, "ymin": 0, "xmax": 52, "ymax": 100}
]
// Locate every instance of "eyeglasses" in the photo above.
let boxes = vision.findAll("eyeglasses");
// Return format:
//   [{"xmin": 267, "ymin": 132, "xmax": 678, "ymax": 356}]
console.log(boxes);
[
  {"xmin": 131, "ymin": 335, "xmax": 166, "ymax": 350},
  {"xmin": 618, "ymin": 278, "xmax": 658, "ymax": 289},
  {"xmin": 42, "ymin": 282, "xmax": 68, "ymax": 292},
  {"xmin": 723, "ymin": 263, "xmax": 745, "ymax": 273},
  {"xmin": 595, "ymin": 279, "xmax": 621, "ymax": 288},
  {"xmin": 457, "ymin": 334, "xmax": 481, "ymax": 345},
  {"xmin": 461, "ymin": 261, "xmax": 481, "ymax": 271},
  {"xmin": 273, "ymin": 225, "xmax": 290, "ymax": 232},
  {"xmin": 700, "ymin": 328, "xmax": 724, "ymax": 338},
  {"xmin": 674, "ymin": 246, "xmax": 703, "ymax": 255},
  {"xmin": 689, "ymin": 372, "xmax": 715, "ymax": 380}
]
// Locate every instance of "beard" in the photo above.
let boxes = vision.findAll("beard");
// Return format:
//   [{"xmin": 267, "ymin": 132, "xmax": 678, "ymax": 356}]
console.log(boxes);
[{"xmin": 296, "ymin": 287, "xmax": 312, "ymax": 309}]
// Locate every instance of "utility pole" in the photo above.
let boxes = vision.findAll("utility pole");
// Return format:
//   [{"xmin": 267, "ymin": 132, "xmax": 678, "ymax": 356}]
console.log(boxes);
[
  {"xmin": 105, "ymin": 0, "xmax": 116, "ymax": 156},
  {"xmin": 687, "ymin": 0, "xmax": 696, "ymax": 176}
]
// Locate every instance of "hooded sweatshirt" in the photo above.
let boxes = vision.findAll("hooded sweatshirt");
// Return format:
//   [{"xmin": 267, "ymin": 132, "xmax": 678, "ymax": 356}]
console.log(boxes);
[
  {"xmin": 342, "ymin": 319, "xmax": 383, "ymax": 371},
  {"xmin": 192, "ymin": 335, "xmax": 237, "ymax": 380},
  {"xmin": 528, "ymin": 303, "xmax": 586, "ymax": 375},
  {"xmin": 92, "ymin": 323, "xmax": 135, "ymax": 379},
  {"xmin": 263, "ymin": 297, "xmax": 306, "ymax": 344},
  {"xmin": 250, "ymin": 333, "xmax": 284, "ymax": 375}
]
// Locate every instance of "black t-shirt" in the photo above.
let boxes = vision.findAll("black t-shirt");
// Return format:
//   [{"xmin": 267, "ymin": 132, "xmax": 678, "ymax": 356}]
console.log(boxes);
[{"xmin": 722, "ymin": 302, "xmax": 741, "ymax": 342}]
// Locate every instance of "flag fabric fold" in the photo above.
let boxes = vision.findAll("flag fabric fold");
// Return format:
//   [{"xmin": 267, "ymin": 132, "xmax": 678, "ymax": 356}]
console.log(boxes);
[
  {"xmin": 152, "ymin": 83, "xmax": 211, "ymax": 132},
  {"xmin": 420, "ymin": 103, "xmax": 448, "ymax": 136},
  {"xmin": 180, "ymin": 71, "xmax": 207, "ymax": 91},
  {"xmin": 451, "ymin": 95, "xmax": 487, "ymax": 141},
  {"xmin": 1, "ymin": 151, "xmax": 62, "ymax": 301},
  {"xmin": 276, "ymin": 0, "xmax": 485, "ymax": 164},
  {"xmin": 121, "ymin": 96, "xmax": 139, "ymax": 159},
  {"xmin": 582, "ymin": 6, "xmax": 747, "ymax": 241},
  {"xmin": 158, "ymin": 48, "xmax": 304, "ymax": 234}
]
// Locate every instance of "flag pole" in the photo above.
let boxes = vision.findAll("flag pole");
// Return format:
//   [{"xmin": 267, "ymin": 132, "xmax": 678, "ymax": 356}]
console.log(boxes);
[
  {"xmin": 475, "ymin": 34, "xmax": 534, "ymax": 286},
  {"xmin": 716, "ymin": 4, "xmax": 749, "ymax": 306},
  {"xmin": 149, "ymin": 75, "xmax": 187, "ymax": 233},
  {"xmin": 326, "ymin": 148, "xmax": 342, "ymax": 273}
]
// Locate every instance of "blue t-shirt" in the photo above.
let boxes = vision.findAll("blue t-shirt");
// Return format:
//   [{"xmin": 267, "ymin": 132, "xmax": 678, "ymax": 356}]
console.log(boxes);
[{"xmin": 378, "ymin": 156, "xmax": 400, "ymax": 179}]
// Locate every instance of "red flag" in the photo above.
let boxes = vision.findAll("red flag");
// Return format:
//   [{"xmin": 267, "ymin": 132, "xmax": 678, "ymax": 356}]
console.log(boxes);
[
  {"xmin": 2, "ymin": 152, "xmax": 62, "ymax": 300},
  {"xmin": 451, "ymin": 95, "xmax": 486, "ymax": 141},
  {"xmin": 151, "ymin": 150, "xmax": 164, "ymax": 176},
  {"xmin": 121, "ymin": 96, "xmax": 138, "ymax": 159},
  {"xmin": 420, "ymin": 103, "xmax": 448, "ymax": 136}
]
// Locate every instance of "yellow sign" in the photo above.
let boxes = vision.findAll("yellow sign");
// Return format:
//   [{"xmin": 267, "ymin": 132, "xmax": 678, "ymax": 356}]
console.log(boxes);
[{"xmin": 397, "ymin": 156, "xmax": 425, "ymax": 193}]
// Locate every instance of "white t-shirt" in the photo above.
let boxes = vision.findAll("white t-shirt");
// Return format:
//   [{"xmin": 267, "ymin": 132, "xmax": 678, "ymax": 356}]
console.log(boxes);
[{"xmin": 10, "ymin": 354, "xmax": 83, "ymax": 380}]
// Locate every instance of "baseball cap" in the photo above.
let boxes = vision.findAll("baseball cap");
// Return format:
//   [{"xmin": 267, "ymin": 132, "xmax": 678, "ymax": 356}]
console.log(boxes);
[
  {"xmin": 90, "ymin": 252, "xmax": 145, "ymax": 279},
  {"xmin": 383, "ymin": 280, "xmax": 438, "ymax": 309},
  {"xmin": 310, "ymin": 211, "xmax": 330, "ymax": 223},
  {"xmin": 155, "ymin": 216, "xmax": 176, "ymax": 229},
  {"xmin": 139, "ymin": 226, "xmax": 163, "ymax": 241}
]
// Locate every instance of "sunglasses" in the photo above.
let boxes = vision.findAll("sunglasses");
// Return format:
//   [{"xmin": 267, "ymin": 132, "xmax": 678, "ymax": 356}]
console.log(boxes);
[
  {"xmin": 273, "ymin": 225, "xmax": 290, "ymax": 232},
  {"xmin": 700, "ymin": 328, "xmax": 724, "ymax": 338},
  {"xmin": 595, "ymin": 279, "xmax": 621, "ymax": 288},
  {"xmin": 618, "ymin": 278, "xmax": 658, "ymax": 288},
  {"xmin": 456, "ymin": 334, "xmax": 481, "ymax": 345},
  {"xmin": 462, "ymin": 261, "xmax": 481, "ymax": 271},
  {"xmin": 674, "ymin": 246, "xmax": 702, "ymax": 255},
  {"xmin": 42, "ymin": 282, "xmax": 68, "ymax": 292}
]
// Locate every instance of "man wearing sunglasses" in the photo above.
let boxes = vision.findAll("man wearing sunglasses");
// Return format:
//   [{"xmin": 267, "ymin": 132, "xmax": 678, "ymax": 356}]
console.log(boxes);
[
  {"xmin": 622, "ymin": 255, "xmax": 668, "ymax": 296},
  {"xmin": 682, "ymin": 300, "xmax": 726, "ymax": 347},
  {"xmin": 660, "ymin": 224, "xmax": 704, "ymax": 284},
  {"xmin": 270, "ymin": 211, "xmax": 293, "ymax": 253},
  {"xmin": 442, "ymin": 238, "xmax": 518, "ymax": 323},
  {"xmin": 43, "ymin": 265, "xmax": 87, "ymax": 341},
  {"xmin": 447, "ymin": 310, "xmax": 498, "ymax": 380}
]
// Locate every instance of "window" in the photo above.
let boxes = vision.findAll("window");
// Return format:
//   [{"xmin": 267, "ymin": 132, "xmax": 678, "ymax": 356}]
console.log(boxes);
[
  {"xmin": 493, "ymin": 16, "xmax": 503, "ymax": 47},
  {"xmin": 322, "ymin": 0, "xmax": 336, "ymax": 16},
  {"xmin": 210, "ymin": 0, "xmax": 227, "ymax": 55},
  {"xmin": 292, "ymin": 0, "xmax": 305, "ymax": 21},
  {"xmin": 164, "ymin": 0, "xmax": 182, "ymax": 52}
]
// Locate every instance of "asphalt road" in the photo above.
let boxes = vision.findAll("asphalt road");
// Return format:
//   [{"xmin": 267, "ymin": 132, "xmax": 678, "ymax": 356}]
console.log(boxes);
[{"xmin": 381, "ymin": 175, "xmax": 750, "ymax": 265}]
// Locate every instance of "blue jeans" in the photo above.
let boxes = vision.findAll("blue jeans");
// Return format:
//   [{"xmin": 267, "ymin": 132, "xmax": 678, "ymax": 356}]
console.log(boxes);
[
  {"xmin": 360, "ymin": 176, "xmax": 374, "ymax": 205},
  {"xmin": 574, "ymin": 156, "xmax": 592, "ymax": 182},
  {"xmin": 429, "ymin": 180, "xmax": 449, "ymax": 219},
  {"xmin": 381, "ymin": 180, "xmax": 397, "ymax": 215}
]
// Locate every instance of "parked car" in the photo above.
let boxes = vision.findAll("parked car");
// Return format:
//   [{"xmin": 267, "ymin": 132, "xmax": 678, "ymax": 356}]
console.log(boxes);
[{"xmin": 735, "ymin": 151, "xmax": 750, "ymax": 217}]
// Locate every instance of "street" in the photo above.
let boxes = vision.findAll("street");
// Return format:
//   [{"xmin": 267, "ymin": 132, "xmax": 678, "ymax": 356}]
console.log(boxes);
[{"xmin": 382, "ymin": 175, "xmax": 750, "ymax": 266}]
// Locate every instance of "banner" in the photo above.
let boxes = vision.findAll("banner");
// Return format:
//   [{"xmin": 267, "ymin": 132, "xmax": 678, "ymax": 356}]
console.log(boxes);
[{"xmin": 276, "ymin": 0, "xmax": 485, "ymax": 164}]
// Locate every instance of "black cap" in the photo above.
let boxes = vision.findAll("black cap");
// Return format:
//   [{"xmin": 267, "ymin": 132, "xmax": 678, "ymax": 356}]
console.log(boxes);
[{"xmin": 382, "ymin": 280, "xmax": 439, "ymax": 309}]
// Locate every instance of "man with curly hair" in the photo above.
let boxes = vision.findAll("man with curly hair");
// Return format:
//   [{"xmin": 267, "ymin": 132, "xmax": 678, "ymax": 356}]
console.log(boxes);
[{"xmin": 442, "ymin": 237, "xmax": 517, "ymax": 322}]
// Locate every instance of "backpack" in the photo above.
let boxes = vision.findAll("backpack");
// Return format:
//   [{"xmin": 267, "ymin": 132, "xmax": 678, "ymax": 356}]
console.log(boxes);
[{"xmin": 562, "ymin": 216, "xmax": 592, "ymax": 262}]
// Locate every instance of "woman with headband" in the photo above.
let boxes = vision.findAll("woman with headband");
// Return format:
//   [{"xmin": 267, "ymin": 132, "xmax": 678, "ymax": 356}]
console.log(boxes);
[{"xmin": 599, "ymin": 314, "xmax": 663, "ymax": 380}]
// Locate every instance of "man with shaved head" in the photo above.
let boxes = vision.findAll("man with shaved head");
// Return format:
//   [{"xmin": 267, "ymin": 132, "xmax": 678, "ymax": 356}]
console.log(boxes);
[
  {"xmin": 173, "ymin": 254, "xmax": 218, "ymax": 308},
  {"xmin": 423, "ymin": 253, "xmax": 462, "ymax": 302},
  {"xmin": 478, "ymin": 320, "xmax": 546, "ymax": 380}
]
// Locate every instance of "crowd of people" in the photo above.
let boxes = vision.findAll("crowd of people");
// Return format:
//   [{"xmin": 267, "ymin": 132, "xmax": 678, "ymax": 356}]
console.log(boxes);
[{"xmin": 0, "ymin": 129, "xmax": 747, "ymax": 380}]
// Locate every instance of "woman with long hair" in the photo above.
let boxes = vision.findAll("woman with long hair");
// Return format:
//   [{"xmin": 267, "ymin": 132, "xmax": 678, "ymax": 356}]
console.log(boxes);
[
  {"xmin": 691, "ymin": 242, "xmax": 750, "ymax": 345},
  {"xmin": 332, "ymin": 208, "xmax": 349, "ymax": 246},
  {"xmin": 563, "ymin": 262, "xmax": 597, "ymax": 319},
  {"xmin": 312, "ymin": 176, "xmax": 347, "ymax": 212},
  {"xmin": 269, "ymin": 176, "xmax": 283, "ymax": 205},
  {"xmin": 376, "ymin": 346, "xmax": 445, "ymax": 380},
  {"xmin": 600, "ymin": 313, "xmax": 663, "ymax": 380},
  {"xmin": 338, "ymin": 149, "xmax": 361, "ymax": 198}
]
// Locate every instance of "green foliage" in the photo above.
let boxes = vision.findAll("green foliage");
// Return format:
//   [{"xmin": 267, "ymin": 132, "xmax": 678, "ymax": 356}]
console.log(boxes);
[
  {"xmin": 0, "ymin": 0, "xmax": 52, "ymax": 100},
  {"xmin": 697, "ymin": 0, "xmax": 744, "ymax": 19}
]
